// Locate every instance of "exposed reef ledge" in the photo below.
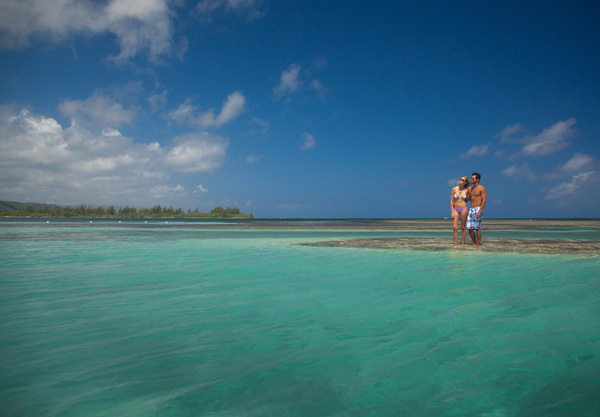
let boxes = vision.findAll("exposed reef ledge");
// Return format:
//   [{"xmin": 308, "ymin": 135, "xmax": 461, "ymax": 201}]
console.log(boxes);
[{"xmin": 301, "ymin": 237, "xmax": 600, "ymax": 255}]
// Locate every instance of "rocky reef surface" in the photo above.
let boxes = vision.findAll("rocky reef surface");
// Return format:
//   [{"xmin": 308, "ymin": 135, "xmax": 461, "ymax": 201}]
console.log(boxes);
[{"xmin": 301, "ymin": 237, "xmax": 600, "ymax": 254}]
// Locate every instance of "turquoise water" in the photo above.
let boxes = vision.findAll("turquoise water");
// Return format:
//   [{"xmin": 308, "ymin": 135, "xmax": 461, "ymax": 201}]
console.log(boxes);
[{"xmin": 1, "ymin": 221, "xmax": 599, "ymax": 416}]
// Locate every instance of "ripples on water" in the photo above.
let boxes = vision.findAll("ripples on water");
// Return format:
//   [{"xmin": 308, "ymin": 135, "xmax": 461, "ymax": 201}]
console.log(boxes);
[{"xmin": 1, "ymin": 221, "xmax": 599, "ymax": 416}]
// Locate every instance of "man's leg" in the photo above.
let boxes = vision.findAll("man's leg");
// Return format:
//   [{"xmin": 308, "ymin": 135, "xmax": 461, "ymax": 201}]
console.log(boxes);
[
  {"xmin": 468, "ymin": 229, "xmax": 477, "ymax": 245},
  {"xmin": 476, "ymin": 229, "xmax": 482, "ymax": 246}
]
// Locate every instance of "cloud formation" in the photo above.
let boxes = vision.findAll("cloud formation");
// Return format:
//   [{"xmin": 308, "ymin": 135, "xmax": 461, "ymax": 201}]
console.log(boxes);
[
  {"xmin": 246, "ymin": 154, "xmax": 263, "ymax": 163},
  {"xmin": 59, "ymin": 92, "xmax": 137, "ymax": 128},
  {"xmin": 0, "ymin": 105, "xmax": 228, "ymax": 205},
  {"xmin": 199, "ymin": 91, "xmax": 246, "ymax": 128},
  {"xmin": 546, "ymin": 171, "xmax": 599, "ymax": 200},
  {"xmin": 300, "ymin": 133, "xmax": 316, "ymax": 151},
  {"xmin": 497, "ymin": 123, "xmax": 524, "ymax": 143},
  {"xmin": 274, "ymin": 64, "xmax": 302, "ymax": 98},
  {"xmin": 497, "ymin": 119, "xmax": 576, "ymax": 156},
  {"xmin": 194, "ymin": 184, "xmax": 208, "ymax": 193},
  {"xmin": 519, "ymin": 118, "xmax": 576, "ymax": 157},
  {"xmin": 460, "ymin": 143, "xmax": 491, "ymax": 159},
  {"xmin": 195, "ymin": 0, "xmax": 266, "ymax": 22},
  {"xmin": 165, "ymin": 132, "xmax": 228, "ymax": 173},
  {"xmin": 503, "ymin": 152, "xmax": 598, "ymax": 178},
  {"xmin": 0, "ymin": 0, "xmax": 181, "ymax": 62},
  {"xmin": 149, "ymin": 90, "xmax": 168, "ymax": 113},
  {"xmin": 502, "ymin": 164, "xmax": 526, "ymax": 178},
  {"xmin": 501, "ymin": 163, "xmax": 537, "ymax": 181},
  {"xmin": 273, "ymin": 61, "xmax": 329, "ymax": 102},
  {"xmin": 493, "ymin": 119, "xmax": 598, "ymax": 207},
  {"xmin": 493, "ymin": 118, "xmax": 578, "ymax": 160},
  {"xmin": 497, "ymin": 119, "xmax": 588, "ymax": 178},
  {"xmin": 168, "ymin": 92, "xmax": 246, "ymax": 128},
  {"xmin": 245, "ymin": 117, "xmax": 270, "ymax": 136},
  {"xmin": 559, "ymin": 152, "xmax": 595, "ymax": 173}
]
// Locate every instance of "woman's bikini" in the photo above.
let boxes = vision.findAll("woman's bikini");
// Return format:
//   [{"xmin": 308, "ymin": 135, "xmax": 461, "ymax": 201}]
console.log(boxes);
[{"xmin": 453, "ymin": 189, "xmax": 468, "ymax": 214}]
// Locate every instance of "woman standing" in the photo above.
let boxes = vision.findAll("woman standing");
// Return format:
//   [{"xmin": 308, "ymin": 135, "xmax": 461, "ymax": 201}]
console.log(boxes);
[{"xmin": 451, "ymin": 176, "xmax": 471, "ymax": 245}]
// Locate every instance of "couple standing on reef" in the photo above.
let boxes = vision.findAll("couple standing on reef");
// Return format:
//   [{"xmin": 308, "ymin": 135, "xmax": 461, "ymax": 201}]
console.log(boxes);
[{"xmin": 451, "ymin": 172, "xmax": 487, "ymax": 246}]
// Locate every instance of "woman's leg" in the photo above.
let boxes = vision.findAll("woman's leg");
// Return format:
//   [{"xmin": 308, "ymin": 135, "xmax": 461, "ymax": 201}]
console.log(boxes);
[
  {"xmin": 460, "ymin": 209, "xmax": 468, "ymax": 244},
  {"xmin": 452, "ymin": 210, "xmax": 459, "ymax": 244}
]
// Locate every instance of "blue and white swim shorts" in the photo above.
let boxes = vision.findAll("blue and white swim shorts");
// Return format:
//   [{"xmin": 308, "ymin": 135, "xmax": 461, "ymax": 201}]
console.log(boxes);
[{"xmin": 466, "ymin": 207, "xmax": 483, "ymax": 230}]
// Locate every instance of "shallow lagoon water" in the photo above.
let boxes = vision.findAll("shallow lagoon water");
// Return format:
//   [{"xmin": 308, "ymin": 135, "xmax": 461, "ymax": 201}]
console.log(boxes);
[{"xmin": 1, "ymin": 220, "xmax": 599, "ymax": 416}]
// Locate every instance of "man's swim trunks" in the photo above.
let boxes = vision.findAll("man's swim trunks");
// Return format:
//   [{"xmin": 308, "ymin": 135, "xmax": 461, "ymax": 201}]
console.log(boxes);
[{"xmin": 466, "ymin": 207, "xmax": 482, "ymax": 230}]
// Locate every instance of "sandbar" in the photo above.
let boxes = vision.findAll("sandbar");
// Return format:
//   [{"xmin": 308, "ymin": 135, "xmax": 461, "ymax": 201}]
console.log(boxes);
[{"xmin": 301, "ymin": 237, "xmax": 600, "ymax": 255}]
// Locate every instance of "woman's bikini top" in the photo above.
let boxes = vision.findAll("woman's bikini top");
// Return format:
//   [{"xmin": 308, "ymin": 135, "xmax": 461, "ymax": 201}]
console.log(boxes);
[{"xmin": 454, "ymin": 190, "xmax": 467, "ymax": 200}]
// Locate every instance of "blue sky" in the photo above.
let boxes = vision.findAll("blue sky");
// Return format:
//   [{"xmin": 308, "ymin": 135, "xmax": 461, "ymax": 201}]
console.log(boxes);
[{"xmin": 1, "ymin": 0, "xmax": 599, "ymax": 218}]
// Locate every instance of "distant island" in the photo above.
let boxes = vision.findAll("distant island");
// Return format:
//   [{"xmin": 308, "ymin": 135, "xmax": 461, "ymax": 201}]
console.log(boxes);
[{"xmin": 0, "ymin": 200, "xmax": 254, "ymax": 219}]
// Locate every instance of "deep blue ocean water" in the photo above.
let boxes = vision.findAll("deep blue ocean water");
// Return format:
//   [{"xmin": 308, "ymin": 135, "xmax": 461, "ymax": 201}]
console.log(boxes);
[{"xmin": 1, "ymin": 219, "xmax": 599, "ymax": 416}]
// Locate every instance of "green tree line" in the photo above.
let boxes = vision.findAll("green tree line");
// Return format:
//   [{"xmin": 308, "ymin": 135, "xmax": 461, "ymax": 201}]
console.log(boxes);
[{"xmin": 0, "ymin": 202, "xmax": 253, "ymax": 218}]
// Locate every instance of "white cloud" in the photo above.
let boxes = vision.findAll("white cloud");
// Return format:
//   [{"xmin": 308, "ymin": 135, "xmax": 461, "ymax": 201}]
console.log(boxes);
[
  {"xmin": 519, "ymin": 118, "xmax": 576, "ymax": 157},
  {"xmin": 494, "ymin": 119, "xmax": 578, "ymax": 159},
  {"xmin": 165, "ymin": 132, "xmax": 228, "ymax": 173},
  {"xmin": 310, "ymin": 57, "xmax": 328, "ymax": 72},
  {"xmin": 167, "ymin": 98, "xmax": 197, "ymax": 125},
  {"xmin": 0, "ymin": 0, "xmax": 181, "ymax": 62},
  {"xmin": 501, "ymin": 163, "xmax": 541, "ymax": 182},
  {"xmin": 59, "ymin": 92, "xmax": 136, "ymax": 128},
  {"xmin": 69, "ymin": 155, "xmax": 135, "ymax": 173},
  {"xmin": 300, "ymin": 133, "xmax": 316, "ymax": 151},
  {"xmin": 200, "ymin": 91, "xmax": 246, "ymax": 128},
  {"xmin": 0, "ymin": 108, "xmax": 70, "ymax": 166},
  {"xmin": 245, "ymin": 117, "xmax": 270, "ymax": 136},
  {"xmin": 460, "ymin": 143, "xmax": 491, "ymax": 159},
  {"xmin": 168, "ymin": 92, "xmax": 246, "ymax": 128},
  {"xmin": 501, "ymin": 164, "xmax": 530, "ymax": 178},
  {"xmin": 559, "ymin": 153, "xmax": 595, "ymax": 173},
  {"xmin": 0, "ymin": 105, "xmax": 228, "ymax": 206},
  {"xmin": 311, "ymin": 80, "xmax": 328, "ymax": 101},
  {"xmin": 194, "ymin": 184, "xmax": 208, "ymax": 193},
  {"xmin": 446, "ymin": 178, "xmax": 459, "ymax": 187},
  {"xmin": 274, "ymin": 62, "xmax": 328, "ymax": 101},
  {"xmin": 546, "ymin": 171, "xmax": 599, "ymax": 200},
  {"xmin": 246, "ymin": 154, "xmax": 263, "ymax": 163},
  {"xmin": 102, "ymin": 127, "xmax": 122, "ymax": 137},
  {"xmin": 149, "ymin": 90, "xmax": 168, "ymax": 113},
  {"xmin": 544, "ymin": 152, "xmax": 600, "ymax": 206},
  {"xmin": 195, "ymin": 0, "xmax": 266, "ymax": 22},
  {"xmin": 147, "ymin": 141, "xmax": 161, "ymax": 152},
  {"xmin": 150, "ymin": 184, "xmax": 186, "ymax": 199},
  {"xmin": 497, "ymin": 123, "xmax": 524, "ymax": 143},
  {"xmin": 274, "ymin": 64, "xmax": 302, "ymax": 98},
  {"xmin": 329, "ymin": 110, "xmax": 349, "ymax": 121},
  {"xmin": 501, "ymin": 152, "xmax": 599, "ymax": 184}
]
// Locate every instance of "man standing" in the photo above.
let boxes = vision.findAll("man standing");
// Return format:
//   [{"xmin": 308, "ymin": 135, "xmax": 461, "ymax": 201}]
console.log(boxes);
[{"xmin": 467, "ymin": 172, "xmax": 486, "ymax": 246}]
